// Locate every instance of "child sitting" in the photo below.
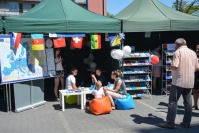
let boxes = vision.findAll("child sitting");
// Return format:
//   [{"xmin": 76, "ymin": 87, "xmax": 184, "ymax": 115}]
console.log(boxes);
[
  {"xmin": 92, "ymin": 81, "xmax": 105, "ymax": 98},
  {"xmin": 87, "ymin": 81, "xmax": 105, "ymax": 110}
]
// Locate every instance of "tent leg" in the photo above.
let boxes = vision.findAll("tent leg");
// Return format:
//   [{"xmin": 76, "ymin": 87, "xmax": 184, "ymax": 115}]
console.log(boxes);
[
  {"xmin": 5, "ymin": 84, "xmax": 9, "ymax": 113},
  {"xmin": 9, "ymin": 84, "xmax": 11, "ymax": 113}
]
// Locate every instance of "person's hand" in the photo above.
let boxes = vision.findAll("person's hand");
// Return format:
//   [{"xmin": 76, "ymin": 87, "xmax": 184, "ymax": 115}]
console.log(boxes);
[
  {"xmin": 103, "ymin": 86, "xmax": 108, "ymax": 90},
  {"xmin": 91, "ymin": 74, "xmax": 95, "ymax": 79}
]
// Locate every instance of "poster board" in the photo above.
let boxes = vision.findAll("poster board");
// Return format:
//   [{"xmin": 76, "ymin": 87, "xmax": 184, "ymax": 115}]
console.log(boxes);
[
  {"xmin": 162, "ymin": 43, "xmax": 176, "ymax": 51},
  {"xmin": 0, "ymin": 35, "xmax": 50, "ymax": 83},
  {"xmin": 45, "ymin": 39, "xmax": 56, "ymax": 76}
]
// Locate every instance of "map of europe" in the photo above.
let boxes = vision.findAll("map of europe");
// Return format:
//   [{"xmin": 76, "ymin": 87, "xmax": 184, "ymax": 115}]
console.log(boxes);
[{"xmin": 0, "ymin": 37, "xmax": 48, "ymax": 83}]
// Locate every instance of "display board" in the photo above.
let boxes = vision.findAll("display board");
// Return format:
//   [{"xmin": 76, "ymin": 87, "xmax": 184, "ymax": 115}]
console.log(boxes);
[
  {"xmin": 0, "ymin": 35, "xmax": 48, "ymax": 83},
  {"xmin": 45, "ymin": 39, "xmax": 56, "ymax": 76}
]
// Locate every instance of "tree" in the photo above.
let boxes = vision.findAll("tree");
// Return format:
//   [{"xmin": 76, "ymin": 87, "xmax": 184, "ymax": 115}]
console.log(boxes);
[
  {"xmin": 172, "ymin": 0, "xmax": 199, "ymax": 14},
  {"xmin": 107, "ymin": 12, "xmax": 114, "ymax": 18}
]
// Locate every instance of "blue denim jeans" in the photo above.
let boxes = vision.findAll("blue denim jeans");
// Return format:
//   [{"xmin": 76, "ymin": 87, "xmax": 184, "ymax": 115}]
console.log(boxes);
[{"xmin": 166, "ymin": 85, "xmax": 192, "ymax": 125}]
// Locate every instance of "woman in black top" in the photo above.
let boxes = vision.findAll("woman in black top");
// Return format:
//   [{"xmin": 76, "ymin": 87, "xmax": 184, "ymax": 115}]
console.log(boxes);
[{"xmin": 91, "ymin": 68, "xmax": 107, "ymax": 86}]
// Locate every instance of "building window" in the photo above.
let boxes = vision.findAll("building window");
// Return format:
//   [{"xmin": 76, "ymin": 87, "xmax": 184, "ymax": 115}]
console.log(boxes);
[
  {"xmin": 9, "ymin": 2, "xmax": 19, "ymax": 12},
  {"xmin": 19, "ymin": 3, "xmax": 23, "ymax": 13}
]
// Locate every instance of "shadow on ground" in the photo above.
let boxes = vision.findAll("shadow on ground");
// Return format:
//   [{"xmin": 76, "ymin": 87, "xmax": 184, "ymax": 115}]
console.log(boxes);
[
  {"xmin": 135, "ymin": 123, "xmax": 199, "ymax": 133},
  {"xmin": 157, "ymin": 102, "xmax": 199, "ymax": 117},
  {"xmin": 52, "ymin": 103, "xmax": 81, "ymax": 111},
  {"xmin": 131, "ymin": 113, "xmax": 164, "ymax": 126}
]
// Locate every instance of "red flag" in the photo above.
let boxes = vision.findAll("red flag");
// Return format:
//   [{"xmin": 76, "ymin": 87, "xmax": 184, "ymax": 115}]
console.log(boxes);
[
  {"xmin": 31, "ymin": 38, "xmax": 44, "ymax": 50},
  {"xmin": 71, "ymin": 37, "xmax": 83, "ymax": 49},
  {"xmin": 53, "ymin": 38, "xmax": 66, "ymax": 48}
]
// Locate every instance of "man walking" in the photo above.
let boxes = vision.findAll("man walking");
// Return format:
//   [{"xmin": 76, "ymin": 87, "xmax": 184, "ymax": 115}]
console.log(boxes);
[{"xmin": 160, "ymin": 38, "xmax": 199, "ymax": 129}]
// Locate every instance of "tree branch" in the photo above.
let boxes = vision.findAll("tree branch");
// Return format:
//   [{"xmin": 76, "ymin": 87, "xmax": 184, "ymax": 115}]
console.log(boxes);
[{"xmin": 185, "ymin": 0, "xmax": 198, "ymax": 13}]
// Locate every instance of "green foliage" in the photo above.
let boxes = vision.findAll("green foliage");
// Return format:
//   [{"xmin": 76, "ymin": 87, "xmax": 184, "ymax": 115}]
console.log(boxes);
[
  {"xmin": 107, "ymin": 12, "xmax": 114, "ymax": 18},
  {"xmin": 172, "ymin": 0, "xmax": 199, "ymax": 14}
]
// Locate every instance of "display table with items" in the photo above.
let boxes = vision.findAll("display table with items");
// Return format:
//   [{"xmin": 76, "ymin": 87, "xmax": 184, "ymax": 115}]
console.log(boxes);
[
  {"xmin": 122, "ymin": 51, "xmax": 152, "ymax": 98},
  {"xmin": 161, "ymin": 44, "xmax": 176, "ymax": 95}
]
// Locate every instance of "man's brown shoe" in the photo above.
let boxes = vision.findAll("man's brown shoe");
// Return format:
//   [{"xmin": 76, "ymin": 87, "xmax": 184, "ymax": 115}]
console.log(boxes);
[{"xmin": 159, "ymin": 122, "xmax": 175, "ymax": 129}]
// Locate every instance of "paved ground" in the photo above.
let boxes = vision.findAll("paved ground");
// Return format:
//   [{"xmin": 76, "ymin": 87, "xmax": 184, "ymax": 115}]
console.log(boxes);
[{"xmin": 0, "ymin": 95, "xmax": 199, "ymax": 133}]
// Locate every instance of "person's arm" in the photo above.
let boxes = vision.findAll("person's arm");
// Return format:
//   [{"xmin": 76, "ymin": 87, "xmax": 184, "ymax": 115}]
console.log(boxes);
[
  {"xmin": 71, "ymin": 77, "xmax": 79, "ymax": 90},
  {"xmin": 195, "ymin": 56, "xmax": 199, "ymax": 71},
  {"xmin": 104, "ymin": 80, "xmax": 122, "ymax": 93},
  {"xmin": 170, "ymin": 52, "xmax": 179, "ymax": 70},
  {"xmin": 91, "ymin": 74, "xmax": 97, "ymax": 84},
  {"xmin": 55, "ymin": 58, "xmax": 62, "ymax": 64},
  {"xmin": 71, "ymin": 83, "xmax": 78, "ymax": 90}
]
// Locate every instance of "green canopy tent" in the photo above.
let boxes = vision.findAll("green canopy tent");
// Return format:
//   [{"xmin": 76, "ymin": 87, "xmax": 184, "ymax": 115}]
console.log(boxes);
[
  {"xmin": 0, "ymin": 18, "xmax": 3, "ymax": 32},
  {"xmin": 192, "ymin": 10, "xmax": 199, "ymax": 16},
  {"xmin": 4, "ymin": 0, "xmax": 121, "ymax": 33},
  {"xmin": 115, "ymin": 0, "xmax": 199, "ymax": 32}
]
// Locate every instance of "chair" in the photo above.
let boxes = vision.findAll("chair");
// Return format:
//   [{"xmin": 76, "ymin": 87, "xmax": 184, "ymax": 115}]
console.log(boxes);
[
  {"xmin": 90, "ymin": 96, "xmax": 112, "ymax": 115},
  {"xmin": 114, "ymin": 94, "xmax": 135, "ymax": 110},
  {"xmin": 65, "ymin": 95, "xmax": 78, "ymax": 105}
]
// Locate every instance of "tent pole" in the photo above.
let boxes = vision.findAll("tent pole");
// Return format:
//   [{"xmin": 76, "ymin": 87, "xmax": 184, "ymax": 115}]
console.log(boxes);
[
  {"xmin": 5, "ymin": 84, "xmax": 9, "ymax": 113},
  {"xmin": 121, "ymin": 20, "xmax": 124, "ymax": 80},
  {"xmin": 9, "ymin": 84, "xmax": 11, "ymax": 112}
]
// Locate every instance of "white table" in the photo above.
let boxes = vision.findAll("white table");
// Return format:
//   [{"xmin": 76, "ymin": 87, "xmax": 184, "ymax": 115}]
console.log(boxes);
[
  {"xmin": 59, "ymin": 90, "xmax": 83, "ymax": 111},
  {"xmin": 82, "ymin": 90, "xmax": 93, "ymax": 109}
]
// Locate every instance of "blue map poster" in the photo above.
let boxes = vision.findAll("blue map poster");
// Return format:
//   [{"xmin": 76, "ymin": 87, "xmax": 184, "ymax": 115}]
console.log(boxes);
[{"xmin": 0, "ymin": 36, "xmax": 48, "ymax": 83}]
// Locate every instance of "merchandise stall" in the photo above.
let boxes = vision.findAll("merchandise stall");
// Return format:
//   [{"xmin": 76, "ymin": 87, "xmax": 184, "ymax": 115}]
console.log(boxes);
[
  {"xmin": 115, "ymin": 0, "xmax": 199, "ymax": 97},
  {"xmin": 1, "ymin": 0, "xmax": 121, "ymax": 112}
]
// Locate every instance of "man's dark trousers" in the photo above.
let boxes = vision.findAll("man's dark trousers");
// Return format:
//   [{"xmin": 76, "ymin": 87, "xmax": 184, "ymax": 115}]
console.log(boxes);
[{"xmin": 166, "ymin": 85, "xmax": 192, "ymax": 125}]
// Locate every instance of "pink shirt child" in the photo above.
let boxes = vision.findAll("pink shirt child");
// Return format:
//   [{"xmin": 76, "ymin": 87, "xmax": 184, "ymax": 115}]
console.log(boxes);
[{"xmin": 92, "ymin": 87, "xmax": 104, "ymax": 98}]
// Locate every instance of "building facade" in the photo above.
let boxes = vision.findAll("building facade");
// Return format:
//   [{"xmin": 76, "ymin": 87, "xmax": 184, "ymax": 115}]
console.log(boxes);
[
  {"xmin": 0, "ymin": 0, "xmax": 41, "ymax": 17},
  {"xmin": 0, "ymin": 0, "xmax": 107, "ymax": 18},
  {"xmin": 87, "ymin": 0, "xmax": 107, "ymax": 16}
]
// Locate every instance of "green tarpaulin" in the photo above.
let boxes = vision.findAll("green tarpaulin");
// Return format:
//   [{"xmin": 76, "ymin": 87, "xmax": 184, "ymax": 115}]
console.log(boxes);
[
  {"xmin": 115, "ymin": 0, "xmax": 199, "ymax": 32},
  {"xmin": 0, "ymin": 18, "xmax": 2, "ymax": 31},
  {"xmin": 5, "ymin": 0, "xmax": 121, "ymax": 33},
  {"xmin": 192, "ymin": 10, "xmax": 199, "ymax": 16}
]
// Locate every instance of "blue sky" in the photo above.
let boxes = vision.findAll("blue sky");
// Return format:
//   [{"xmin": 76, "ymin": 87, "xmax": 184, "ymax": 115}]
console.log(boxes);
[{"xmin": 107, "ymin": 0, "xmax": 193, "ymax": 15}]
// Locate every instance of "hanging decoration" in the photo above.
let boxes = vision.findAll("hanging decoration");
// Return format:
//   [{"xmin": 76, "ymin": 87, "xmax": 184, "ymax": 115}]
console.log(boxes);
[
  {"xmin": 31, "ymin": 34, "xmax": 44, "ymax": 50},
  {"xmin": 71, "ymin": 37, "xmax": 83, "ymax": 49},
  {"xmin": 10, "ymin": 32, "xmax": 22, "ymax": 49},
  {"xmin": 110, "ymin": 45, "xmax": 132, "ymax": 60},
  {"xmin": 108, "ymin": 33, "xmax": 121, "ymax": 47},
  {"xmin": 91, "ymin": 34, "xmax": 101, "ymax": 49},
  {"xmin": 53, "ymin": 38, "xmax": 66, "ymax": 48},
  {"xmin": 151, "ymin": 55, "xmax": 159, "ymax": 64}
]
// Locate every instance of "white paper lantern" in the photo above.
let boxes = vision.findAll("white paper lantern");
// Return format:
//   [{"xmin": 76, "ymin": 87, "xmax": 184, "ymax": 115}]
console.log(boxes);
[
  {"xmin": 110, "ymin": 49, "xmax": 117, "ymax": 59},
  {"xmin": 89, "ymin": 62, "xmax": 97, "ymax": 69},
  {"xmin": 83, "ymin": 58, "xmax": 89, "ymax": 64},
  {"xmin": 114, "ymin": 49, "xmax": 124, "ymax": 60},
  {"xmin": 122, "ymin": 46, "xmax": 131, "ymax": 56}
]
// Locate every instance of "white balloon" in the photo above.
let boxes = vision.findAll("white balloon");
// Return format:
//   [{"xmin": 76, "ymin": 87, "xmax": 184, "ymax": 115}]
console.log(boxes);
[
  {"xmin": 83, "ymin": 58, "xmax": 89, "ymax": 64},
  {"xmin": 88, "ymin": 54, "xmax": 94, "ymax": 61},
  {"xmin": 110, "ymin": 49, "xmax": 117, "ymax": 59},
  {"xmin": 89, "ymin": 62, "xmax": 97, "ymax": 69},
  {"xmin": 122, "ymin": 46, "xmax": 131, "ymax": 56},
  {"xmin": 114, "ymin": 49, "xmax": 124, "ymax": 60}
]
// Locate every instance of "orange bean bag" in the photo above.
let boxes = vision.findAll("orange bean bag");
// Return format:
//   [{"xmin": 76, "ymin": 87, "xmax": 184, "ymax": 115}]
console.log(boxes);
[{"xmin": 90, "ymin": 96, "xmax": 112, "ymax": 115}]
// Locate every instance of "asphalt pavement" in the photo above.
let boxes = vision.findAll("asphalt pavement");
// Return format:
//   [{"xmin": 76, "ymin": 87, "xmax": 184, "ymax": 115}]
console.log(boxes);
[{"xmin": 0, "ymin": 95, "xmax": 198, "ymax": 133}]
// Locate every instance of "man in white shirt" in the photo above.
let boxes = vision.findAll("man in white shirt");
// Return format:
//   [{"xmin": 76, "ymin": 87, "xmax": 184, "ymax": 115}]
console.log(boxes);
[{"xmin": 160, "ymin": 38, "xmax": 199, "ymax": 129}]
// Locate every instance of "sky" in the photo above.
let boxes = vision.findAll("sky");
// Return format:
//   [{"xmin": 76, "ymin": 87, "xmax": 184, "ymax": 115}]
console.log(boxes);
[{"xmin": 107, "ymin": 0, "xmax": 193, "ymax": 15}]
